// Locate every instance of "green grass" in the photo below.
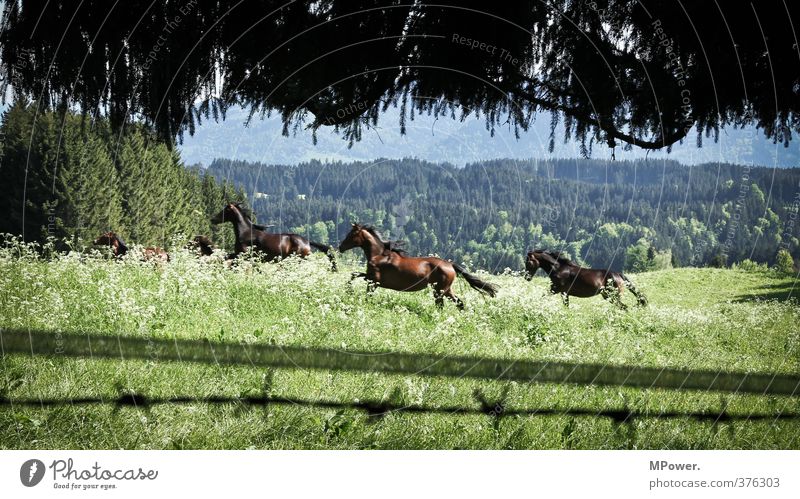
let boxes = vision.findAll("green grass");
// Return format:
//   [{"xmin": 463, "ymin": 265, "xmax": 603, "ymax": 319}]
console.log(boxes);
[{"xmin": 1, "ymin": 242, "xmax": 798, "ymax": 449}]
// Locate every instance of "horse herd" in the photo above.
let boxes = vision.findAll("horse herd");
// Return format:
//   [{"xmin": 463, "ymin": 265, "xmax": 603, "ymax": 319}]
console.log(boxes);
[{"xmin": 93, "ymin": 202, "xmax": 647, "ymax": 310}]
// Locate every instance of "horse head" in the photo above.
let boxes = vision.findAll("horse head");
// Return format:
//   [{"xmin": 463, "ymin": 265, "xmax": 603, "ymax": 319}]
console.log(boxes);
[
  {"xmin": 211, "ymin": 202, "xmax": 236, "ymax": 224},
  {"xmin": 529, "ymin": 250, "xmax": 564, "ymax": 275},
  {"xmin": 338, "ymin": 223, "xmax": 365, "ymax": 252},
  {"xmin": 524, "ymin": 251, "xmax": 540, "ymax": 280},
  {"xmin": 93, "ymin": 231, "xmax": 116, "ymax": 246},
  {"xmin": 93, "ymin": 231, "xmax": 127, "ymax": 256},
  {"xmin": 188, "ymin": 235, "xmax": 214, "ymax": 256}
]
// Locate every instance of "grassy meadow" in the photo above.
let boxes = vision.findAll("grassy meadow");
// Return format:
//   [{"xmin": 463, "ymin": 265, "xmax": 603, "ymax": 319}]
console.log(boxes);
[{"xmin": 0, "ymin": 239, "xmax": 798, "ymax": 449}]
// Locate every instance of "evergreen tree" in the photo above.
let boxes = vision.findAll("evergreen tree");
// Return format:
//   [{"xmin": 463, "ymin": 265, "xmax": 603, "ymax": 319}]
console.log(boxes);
[
  {"xmin": 206, "ymin": 157, "xmax": 800, "ymax": 272},
  {"xmin": 775, "ymin": 249, "xmax": 795, "ymax": 275},
  {"xmin": 1, "ymin": 104, "xmax": 234, "ymax": 249}
]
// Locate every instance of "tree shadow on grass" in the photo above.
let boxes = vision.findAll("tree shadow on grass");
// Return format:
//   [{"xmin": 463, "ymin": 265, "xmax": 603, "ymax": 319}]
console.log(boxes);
[{"xmin": 733, "ymin": 279, "xmax": 799, "ymax": 303}]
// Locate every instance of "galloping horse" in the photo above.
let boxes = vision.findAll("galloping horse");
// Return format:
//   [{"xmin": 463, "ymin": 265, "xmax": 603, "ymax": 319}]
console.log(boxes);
[
  {"xmin": 211, "ymin": 202, "xmax": 337, "ymax": 271},
  {"xmin": 525, "ymin": 250, "xmax": 647, "ymax": 308},
  {"xmin": 93, "ymin": 232, "xmax": 169, "ymax": 261},
  {"xmin": 338, "ymin": 223, "xmax": 498, "ymax": 309}
]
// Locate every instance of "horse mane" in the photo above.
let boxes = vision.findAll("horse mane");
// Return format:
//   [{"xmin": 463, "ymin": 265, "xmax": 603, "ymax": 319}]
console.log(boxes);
[
  {"xmin": 231, "ymin": 202, "xmax": 271, "ymax": 231},
  {"xmin": 114, "ymin": 233, "xmax": 127, "ymax": 249},
  {"xmin": 232, "ymin": 202, "xmax": 255, "ymax": 222},
  {"xmin": 385, "ymin": 240, "xmax": 408, "ymax": 255},
  {"xmin": 361, "ymin": 225, "xmax": 407, "ymax": 255},
  {"xmin": 534, "ymin": 249, "xmax": 573, "ymax": 266}
]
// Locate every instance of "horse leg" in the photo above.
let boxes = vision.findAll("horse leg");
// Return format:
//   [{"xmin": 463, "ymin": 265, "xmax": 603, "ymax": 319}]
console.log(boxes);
[
  {"xmin": 365, "ymin": 277, "xmax": 379, "ymax": 298},
  {"xmin": 615, "ymin": 282, "xmax": 628, "ymax": 310},
  {"xmin": 363, "ymin": 264, "xmax": 382, "ymax": 298},
  {"xmin": 623, "ymin": 278, "xmax": 648, "ymax": 306},
  {"xmin": 350, "ymin": 271, "xmax": 366, "ymax": 282},
  {"xmin": 601, "ymin": 282, "xmax": 627, "ymax": 310},
  {"xmin": 433, "ymin": 289, "xmax": 444, "ymax": 308},
  {"xmin": 346, "ymin": 272, "xmax": 364, "ymax": 293},
  {"xmin": 444, "ymin": 290, "xmax": 465, "ymax": 311},
  {"xmin": 633, "ymin": 289, "xmax": 648, "ymax": 306},
  {"xmin": 561, "ymin": 292, "xmax": 569, "ymax": 307}
]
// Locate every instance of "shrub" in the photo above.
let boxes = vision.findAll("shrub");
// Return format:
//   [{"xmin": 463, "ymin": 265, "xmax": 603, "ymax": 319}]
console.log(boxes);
[
  {"xmin": 734, "ymin": 259, "xmax": 768, "ymax": 273},
  {"xmin": 775, "ymin": 249, "xmax": 796, "ymax": 275}
]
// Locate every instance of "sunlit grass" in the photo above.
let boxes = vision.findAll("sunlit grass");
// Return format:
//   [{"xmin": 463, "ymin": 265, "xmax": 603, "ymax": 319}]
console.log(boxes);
[{"xmin": 1, "ymin": 239, "xmax": 798, "ymax": 449}]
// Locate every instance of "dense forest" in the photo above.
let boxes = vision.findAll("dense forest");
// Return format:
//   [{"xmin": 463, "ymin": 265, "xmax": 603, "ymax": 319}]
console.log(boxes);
[
  {"xmin": 0, "ymin": 102, "xmax": 244, "ymax": 249},
  {"xmin": 1, "ymin": 100, "xmax": 797, "ymax": 274},
  {"xmin": 207, "ymin": 157, "xmax": 800, "ymax": 273}
]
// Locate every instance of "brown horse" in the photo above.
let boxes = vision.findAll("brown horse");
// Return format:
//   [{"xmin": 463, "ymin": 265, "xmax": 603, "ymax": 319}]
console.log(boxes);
[
  {"xmin": 338, "ymin": 223, "xmax": 497, "ymax": 309},
  {"xmin": 525, "ymin": 249, "xmax": 647, "ymax": 308},
  {"xmin": 211, "ymin": 202, "xmax": 337, "ymax": 271},
  {"xmin": 187, "ymin": 235, "xmax": 215, "ymax": 256},
  {"xmin": 93, "ymin": 232, "xmax": 169, "ymax": 261}
]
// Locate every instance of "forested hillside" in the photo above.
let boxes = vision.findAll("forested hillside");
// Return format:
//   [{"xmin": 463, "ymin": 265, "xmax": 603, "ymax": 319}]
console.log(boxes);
[
  {"xmin": 208, "ymin": 158, "xmax": 800, "ymax": 272},
  {"xmin": 2, "ymin": 100, "xmax": 797, "ymax": 273},
  {"xmin": 0, "ymin": 102, "xmax": 244, "ymax": 248}
]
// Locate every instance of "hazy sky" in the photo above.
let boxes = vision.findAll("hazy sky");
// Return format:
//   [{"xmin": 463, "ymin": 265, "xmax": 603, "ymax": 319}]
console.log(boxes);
[
  {"xmin": 2, "ymin": 96, "xmax": 794, "ymax": 167},
  {"xmin": 179, "ymin": 106, "xmax": 799, "ymax": 168}
]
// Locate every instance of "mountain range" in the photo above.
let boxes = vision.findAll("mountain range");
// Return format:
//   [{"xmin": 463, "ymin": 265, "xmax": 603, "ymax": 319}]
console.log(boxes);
[{"xmin": 180, "ymin": 106, "xmax": 799, "ymax": 168}]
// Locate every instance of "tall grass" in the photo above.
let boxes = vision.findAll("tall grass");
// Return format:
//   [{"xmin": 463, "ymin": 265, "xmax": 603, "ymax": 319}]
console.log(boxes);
[{"xmin": 1, "ymin": 237, "xmax": 798, "ymax": 449}]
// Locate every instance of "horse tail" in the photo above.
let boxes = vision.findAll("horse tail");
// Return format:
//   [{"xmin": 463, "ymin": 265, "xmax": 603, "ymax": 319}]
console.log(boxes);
[
  {"xmin": 452, "ymin": 262, "xmax": 498, "ymax": 297},
  {"xmin": 309, "ymin": 241, "xmax": 338, "ymax": 272},
  {"xmin": 620, "ymin": 273, "xmax": 648, "ymax": 306}
]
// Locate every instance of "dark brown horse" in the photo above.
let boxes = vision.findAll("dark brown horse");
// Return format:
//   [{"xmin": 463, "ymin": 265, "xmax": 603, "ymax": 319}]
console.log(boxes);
[
  {"xmin": 338, "ymin": 223, "xmax": 497, "ymax": 309},
  {"xmin": 211, "ymin": 202, "xmax": 337, "ymax": 271},
  {"xmin": 93, "ymin": 232, "xmax": 169, "ymax": 261},
  {"xmin": 525, "ymin": 249, "xmax": 647, "ymax": 308},
  {"xmin": 187, "ymin": 235, "xmax": 215, "ymax": 256}
]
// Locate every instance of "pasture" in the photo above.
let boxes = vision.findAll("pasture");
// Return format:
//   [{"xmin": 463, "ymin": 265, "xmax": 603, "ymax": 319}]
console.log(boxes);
[{"xmin": 0, "ymin": 240, "xmax": 798, "ymax": 449}]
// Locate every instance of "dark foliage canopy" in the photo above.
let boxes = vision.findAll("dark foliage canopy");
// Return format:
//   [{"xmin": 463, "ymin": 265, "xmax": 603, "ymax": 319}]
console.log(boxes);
[{"xmin": 2, "ymin": 1, "xmax": 798, "ymax": 152}]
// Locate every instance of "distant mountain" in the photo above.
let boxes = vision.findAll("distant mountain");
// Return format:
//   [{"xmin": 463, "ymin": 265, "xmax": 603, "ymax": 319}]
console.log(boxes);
[{"xmin": 180, "ymin": 106, "xmax": 799, "ymax": 168}]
